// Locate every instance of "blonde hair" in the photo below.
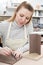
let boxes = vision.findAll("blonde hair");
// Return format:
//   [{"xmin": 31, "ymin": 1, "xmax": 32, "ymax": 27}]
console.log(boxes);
[{"xmin": 7, "ymin": 1, "xmax": 34, "ymax": 23}]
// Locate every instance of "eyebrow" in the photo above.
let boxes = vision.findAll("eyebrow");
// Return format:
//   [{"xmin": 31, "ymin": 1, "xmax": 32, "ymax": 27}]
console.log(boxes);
[{"xmin": 20, "ymin": 13, "xmax": 30, "ymax": 19}]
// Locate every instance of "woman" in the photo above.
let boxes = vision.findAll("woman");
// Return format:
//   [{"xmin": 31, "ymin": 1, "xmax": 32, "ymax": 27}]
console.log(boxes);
[{"xmin": 0, "ymin": 1, "xmax": 34, "ymax": 59}]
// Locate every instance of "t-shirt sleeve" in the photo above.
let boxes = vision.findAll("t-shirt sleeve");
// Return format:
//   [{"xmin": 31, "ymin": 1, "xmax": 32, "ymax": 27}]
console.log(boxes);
[{"xmin": 0, "ymin": 20, "xmax": 9, "ymax": 36}]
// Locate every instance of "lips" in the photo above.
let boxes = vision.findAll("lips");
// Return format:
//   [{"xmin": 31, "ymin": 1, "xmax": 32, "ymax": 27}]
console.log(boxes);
[
  {"xmin": 19, "ymin": 21, "xmax": 24, "ymax": 24},
  {"xmin": 20, "ymin": 22, "xmax": 23, "ymax": 24}
]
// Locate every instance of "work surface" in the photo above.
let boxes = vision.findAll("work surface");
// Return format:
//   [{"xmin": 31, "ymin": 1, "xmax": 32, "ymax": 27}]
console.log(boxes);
[
  {"xmin": 0, "ymin": 57, "xmax": 43, "ymax": 65},
  {"xmin": 0, "ymin": 45, "xmax": 43, "ymax": 65}
]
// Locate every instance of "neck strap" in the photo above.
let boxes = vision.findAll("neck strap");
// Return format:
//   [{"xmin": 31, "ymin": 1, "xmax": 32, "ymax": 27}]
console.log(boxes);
[{"xmin": 6, "ymin": 22, "xmax": 27, "ymax": 40}]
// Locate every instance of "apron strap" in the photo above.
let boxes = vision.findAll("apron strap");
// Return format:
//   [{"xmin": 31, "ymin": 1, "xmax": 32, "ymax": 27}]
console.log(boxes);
[
  {"xmin": 6, "ymin": 22, "xmax": 12, "ymax": 39},
  {"xmin": 6, "ymin": 22, "xmax": 27, "ymax": 40}
]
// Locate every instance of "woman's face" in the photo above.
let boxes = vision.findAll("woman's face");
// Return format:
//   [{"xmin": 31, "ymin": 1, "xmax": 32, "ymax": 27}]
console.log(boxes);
[{"xmin": 15, "ymin": 7, "xmax": 33, "ymax": 27}]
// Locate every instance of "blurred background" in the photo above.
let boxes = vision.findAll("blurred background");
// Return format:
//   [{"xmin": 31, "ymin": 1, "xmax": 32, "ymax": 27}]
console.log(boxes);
[{"xmin": 0, "ymin": 0, "xmax": 43, "ymax": 31}]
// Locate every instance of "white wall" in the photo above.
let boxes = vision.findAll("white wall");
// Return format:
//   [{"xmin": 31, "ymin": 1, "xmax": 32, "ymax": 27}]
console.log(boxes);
[
  {"xmin": 0, "ymin": 0, "xmax": 43, "ymax": 9},
  {"xmin": 0, "ymin": 0, "xmax": 43, "ymax": 15}
]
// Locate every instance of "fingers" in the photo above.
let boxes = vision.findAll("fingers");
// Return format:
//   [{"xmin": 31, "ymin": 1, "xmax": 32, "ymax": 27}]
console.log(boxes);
[
  {"xmin": 0, "ymin": 47, "xmax": 12, "ymax": 56},
  {"xmin": 1, "ymin": 49, "xmax": 10, "ymax": 56},
  {"xmin": 12, "ymin": 51, "xmax": 22, "ymax": 60},
  {"xmin": 0, "ymin": 48, "xmax": 8, "ymax": 56},
  {"xmin": 15, "ymin": 53, "xmax": 22, "ymax": 58},
  {"xmin": 4, "ymin": 47, "xmax": 12, "ymax": 55}
]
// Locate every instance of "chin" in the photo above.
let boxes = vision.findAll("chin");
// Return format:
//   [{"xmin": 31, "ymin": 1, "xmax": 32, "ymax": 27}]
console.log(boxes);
[{"xmin": 19, "ymin": 24, "xmax": 23, "ymax": 27}]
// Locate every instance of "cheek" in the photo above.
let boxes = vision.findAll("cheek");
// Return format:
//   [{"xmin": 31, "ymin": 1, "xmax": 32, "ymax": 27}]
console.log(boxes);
[
  {"xmin": 25, "ymin": 20, "xmax": 29, "ymax": 24},
  {"xmin": 16, "ymin": 15, "xmax": 20, "ymax": 21}
]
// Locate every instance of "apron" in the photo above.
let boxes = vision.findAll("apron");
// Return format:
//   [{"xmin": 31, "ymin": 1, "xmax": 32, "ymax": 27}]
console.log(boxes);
[{"xmin": 5, "ymin": 22, "xmax": 27, "ymax": 50}]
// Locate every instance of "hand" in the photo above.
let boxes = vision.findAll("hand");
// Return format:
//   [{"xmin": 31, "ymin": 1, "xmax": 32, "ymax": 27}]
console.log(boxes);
[
  {"xmin": 12, "ymin": 50, "xmax": 23, "ymax": 60},
  {"xmin": 0, "ymin": 47, "xmax": 12, "ymax": 56}
]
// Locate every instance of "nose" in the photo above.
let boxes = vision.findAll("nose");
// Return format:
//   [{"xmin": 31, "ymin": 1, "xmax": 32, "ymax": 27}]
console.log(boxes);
[{"xmin": 22, "ymin": 17, "xmax": 26, "ymax": 22}]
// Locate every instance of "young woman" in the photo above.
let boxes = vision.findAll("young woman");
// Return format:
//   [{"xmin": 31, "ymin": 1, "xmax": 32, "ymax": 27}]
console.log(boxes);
[{"xmin": 0, "ymin": 1, "xmax": 34, "ymax": 59}]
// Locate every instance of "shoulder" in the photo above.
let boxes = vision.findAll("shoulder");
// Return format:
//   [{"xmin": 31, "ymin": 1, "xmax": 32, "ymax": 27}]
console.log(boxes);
[
  {"xmin": 0, "ymin": 20, "xmax": 11, "ymax": 29},
  {"xmin": 26, "ymin": 21, "xmax": 33, "ymax": 32},
  {"xmin": 0, "ymin": 20, "xmax": 10, "ymax": 25}
]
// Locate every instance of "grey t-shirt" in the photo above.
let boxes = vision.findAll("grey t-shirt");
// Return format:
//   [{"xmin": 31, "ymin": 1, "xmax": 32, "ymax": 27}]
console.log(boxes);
[{"xmin": 0, "ymin": 20, "xmax": 33, "ymax": 53}]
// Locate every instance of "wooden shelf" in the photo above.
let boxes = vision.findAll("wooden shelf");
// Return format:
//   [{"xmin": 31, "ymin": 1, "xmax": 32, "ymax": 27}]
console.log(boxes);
[{"xmin": 32, "ymin": 16, "xmax": 43, "ymax": 18}]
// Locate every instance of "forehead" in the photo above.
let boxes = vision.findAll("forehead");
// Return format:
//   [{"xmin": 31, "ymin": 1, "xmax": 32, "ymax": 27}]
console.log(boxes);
[{"xmin": 17, "ymin": 7, "xmax": 32, "ymax": 17}]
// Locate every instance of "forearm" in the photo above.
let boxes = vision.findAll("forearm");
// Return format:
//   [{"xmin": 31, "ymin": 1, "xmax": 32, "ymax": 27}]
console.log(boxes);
[
  {"xmin": 0, "ymin": 47, "xmax": 2, "ymax": 54},
  {"xmin": 17, "ymin": 43, "xmax": 29, "ymax": 53}
]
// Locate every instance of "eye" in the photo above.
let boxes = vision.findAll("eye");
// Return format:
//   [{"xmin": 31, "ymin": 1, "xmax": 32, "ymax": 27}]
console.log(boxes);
[
  {"xmin": 20, "ymin": 14, "xmax": 24, "ymax": 17},
  {"xmin": 26, "ymin": 17, "xmax": 29, "ymax": 20}
]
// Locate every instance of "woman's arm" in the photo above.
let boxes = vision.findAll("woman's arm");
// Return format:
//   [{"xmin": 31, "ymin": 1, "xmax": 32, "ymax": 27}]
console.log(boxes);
[
  {"xmin": 16, "ymin": 42, "xmax": 29, "ymax": 53},
  {"xmin": 0, "ymin": 47, "xmax": 12, "ymax": 56}
]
